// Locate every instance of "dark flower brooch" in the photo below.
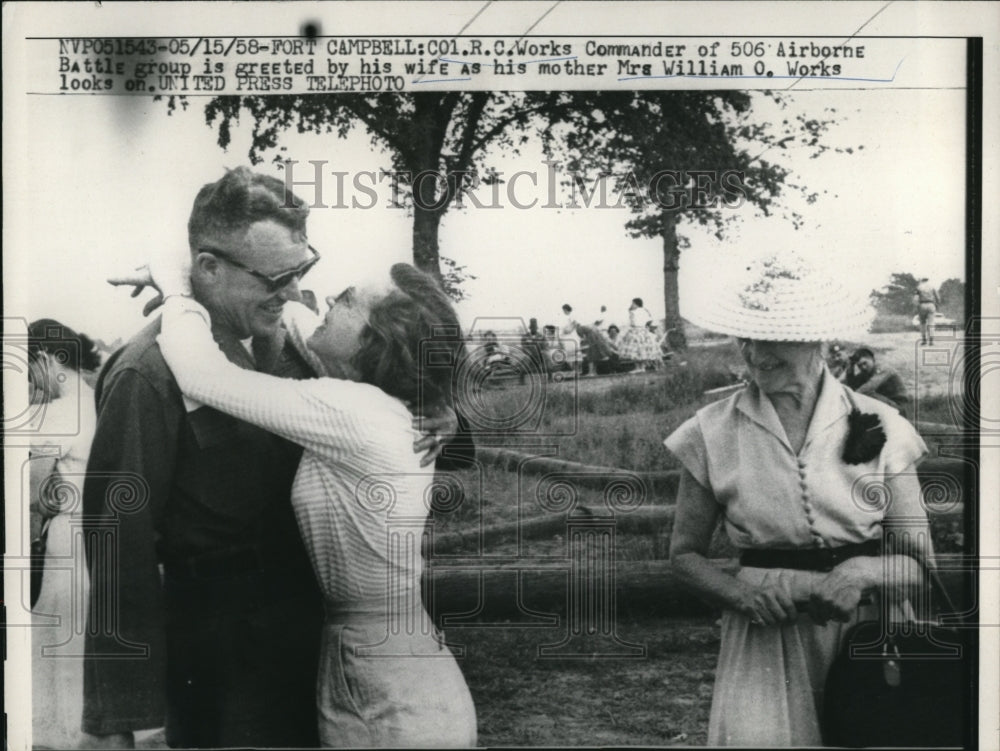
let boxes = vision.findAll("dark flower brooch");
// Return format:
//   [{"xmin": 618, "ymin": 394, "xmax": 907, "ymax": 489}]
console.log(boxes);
[{"xmin": 842, "ymin": 408, "xmax": 887, "ymax": 464}]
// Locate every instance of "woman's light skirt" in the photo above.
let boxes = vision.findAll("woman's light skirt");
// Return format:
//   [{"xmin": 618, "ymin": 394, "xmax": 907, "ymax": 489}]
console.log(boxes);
[
  {"xmin": 618, "ymin": 327, "xmax": 660, "ymax": 361},
  {"xmin": 317, "ymin": 612, "xmax": 477, "ymax": 748},
  {"xmin": 707, "ymin": 567, "xmax": 872, "ymax": 747}
]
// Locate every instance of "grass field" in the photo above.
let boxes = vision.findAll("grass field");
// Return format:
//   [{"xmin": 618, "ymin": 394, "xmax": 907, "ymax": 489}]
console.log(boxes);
[{"xmin": 465, "ymin": 331, "xmax": 968, "ymax": 470}]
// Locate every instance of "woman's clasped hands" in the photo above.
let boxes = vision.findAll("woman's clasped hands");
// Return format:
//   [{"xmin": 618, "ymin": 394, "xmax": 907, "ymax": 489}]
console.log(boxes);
[
  {"xmin": 738, "ymin": 579, "xmax": 798, "ymax": 627},
  {"xmin": 806, "ymin": 556, "xmax": 877, "ymax": 625},
  {"xmin": 737, "ymin": 556, "xmax": 878, "ymax": 627}
]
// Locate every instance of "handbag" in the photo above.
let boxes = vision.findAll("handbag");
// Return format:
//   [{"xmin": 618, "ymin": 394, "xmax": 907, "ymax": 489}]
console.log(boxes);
[{"xmin": 821, "ymin": 564, "xmax": 971, "ymax": 748}]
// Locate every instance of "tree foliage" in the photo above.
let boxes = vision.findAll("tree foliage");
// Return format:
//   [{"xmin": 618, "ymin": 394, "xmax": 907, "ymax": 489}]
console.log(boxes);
[
  {"xmin": 870, "ymin": 272, "xmax": 921, "ymax": 315},
  {"xmin": 937, "ymin": 277, "xmax": 965, "ymax": 320},
  {"xmin": 177, "ymin": 92, "xmax": 583, "ymax": 299},
  {"xmin": 536, "ymin": 91, "xmax": 848, "ymax": 342},
  {"xmin": 165, "ymin": 91, "xmax": 844, "ymax": 312}
]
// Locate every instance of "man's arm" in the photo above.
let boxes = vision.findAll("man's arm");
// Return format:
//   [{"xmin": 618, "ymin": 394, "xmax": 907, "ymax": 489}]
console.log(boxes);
[
  {"xmin": 82, "ymin": 367, "xmax": 178, "ymax": 736},
  {"xmin": 877, "ymin": 372, "xmax": 910, "ymax": 418}
]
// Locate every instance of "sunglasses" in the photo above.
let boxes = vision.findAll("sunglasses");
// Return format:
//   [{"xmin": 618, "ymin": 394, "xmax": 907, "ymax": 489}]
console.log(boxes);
[{"xmin": 201, "ymin": 244, "xmax": 321, "ymax": 292}]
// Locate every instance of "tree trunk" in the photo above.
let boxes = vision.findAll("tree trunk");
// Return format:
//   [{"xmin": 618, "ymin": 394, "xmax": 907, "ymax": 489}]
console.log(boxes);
[
  {"xmin": 412, "ymin": 206, "xmax": 442, "ymax": 279},
  {"xmin": 408, "ymin": 94, "xmax": 451, "ymax": 280},
  {"xmin": 660, "ymin": 211, "xmax": 686, "ymax": 349}
]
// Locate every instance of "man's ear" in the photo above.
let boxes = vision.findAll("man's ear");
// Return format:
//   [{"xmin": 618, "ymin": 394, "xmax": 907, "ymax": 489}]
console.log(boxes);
[{"xmin": 192, "ymin": 252, "xmax": 222, "ymax": 281}]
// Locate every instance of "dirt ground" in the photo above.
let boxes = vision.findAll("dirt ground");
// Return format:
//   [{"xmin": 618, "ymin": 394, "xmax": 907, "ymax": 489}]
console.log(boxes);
[{"xmin": 133, "ymin": 618, "xmax": 720, "ymax": 749}]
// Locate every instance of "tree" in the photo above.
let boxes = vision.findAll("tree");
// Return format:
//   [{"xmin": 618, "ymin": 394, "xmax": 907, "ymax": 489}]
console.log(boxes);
[
  {"xmin": 870, "ymin": 272, "xmax": 921, "ymax": 315},
  {"xmin": 165, "ymin": 91, "xmax": 842, "ymax": 311},
  {"xmin": 171, "ymin": 92, "xmax": 582, "ymax": 299},
  {"xmin": 537, "ymin": 91, "xmax": 846, "ymax": 347},
  {"xmin": 937, "ymin": 278, "xmax": 965, "ymax": 320}
]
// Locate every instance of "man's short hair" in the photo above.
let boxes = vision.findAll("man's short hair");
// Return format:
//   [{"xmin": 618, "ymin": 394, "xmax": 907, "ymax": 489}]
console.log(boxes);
[
  {"xmin": 852, "ymin": 347, "xmax": 875, "ymax": 361},
  {"xmin": 188, "ymin": 167, "xmax": 309, "ymax": 251}
]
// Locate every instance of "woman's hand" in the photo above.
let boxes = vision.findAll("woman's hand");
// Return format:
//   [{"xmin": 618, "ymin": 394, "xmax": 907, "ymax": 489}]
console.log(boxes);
[
  {"xmin": 108, "ymin": 250, "xmax": 192, "ymax": 315},
  {"xmin": 108, "ymin": 265, "xmax": 165, "ymax": 317},
  {"xmin": 737, "ymin": 580, "xmax": 799, "ymax": 626},
  {"xmin": 671, "ymin": 469, "xmax": 800, "ymax": 625},
  {"xmin": 411, "ymin": 404, "xmax": 459, "ymax": 467},
  {"xmin": 807, "ymin": 557, "xmax": 877, "ymax": 625}
]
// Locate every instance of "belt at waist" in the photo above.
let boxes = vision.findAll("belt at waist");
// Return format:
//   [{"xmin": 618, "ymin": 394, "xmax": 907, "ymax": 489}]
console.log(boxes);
[
  {"xmin": 739, "ymin": 540, "xmax": 882, "ymax": 572},
  {"xmin": 324, "ymin": 595, "xmax": 426, "ymax": 625}
]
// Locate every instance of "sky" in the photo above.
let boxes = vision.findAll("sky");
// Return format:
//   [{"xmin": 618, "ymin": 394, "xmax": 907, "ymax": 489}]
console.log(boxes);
[{"xmin": 6, "ymin": 79, "xmax": 968, "ymax": 344}]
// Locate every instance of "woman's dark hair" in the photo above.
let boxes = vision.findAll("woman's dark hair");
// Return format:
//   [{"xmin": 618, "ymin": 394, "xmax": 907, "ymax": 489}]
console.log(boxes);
[
  {"xmin": 608, "ymin": 325, "xmax": 620, "ymax": 335},
  {"xmin": 632, "ymin": 297, "xmax": 643, "ymax": 308},
  {"xmin": 351, "ymin": 264, "xmax": 461, "ymax": 409},
  {"xmin": 28, "ymin": 319, "xmax": 101, "ymax": 372}
]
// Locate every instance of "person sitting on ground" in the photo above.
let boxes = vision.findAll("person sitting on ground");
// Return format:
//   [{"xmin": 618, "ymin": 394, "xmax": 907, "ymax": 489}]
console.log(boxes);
[
  {"xmin": 574, "ymin": 322, "xmax": 618, "ymax": 376},
  {"xmin": 842, "ymin": 347, "xmax": 910, "ymax": 418},
  {"xmin": 479, "ymin": 330, "xmax": 510, "ymax": 377},
  {"xmin": 826, "ymin": 343, "xmax": 850, "ymax": 380},
  {"xmin": 542, "ymin": 324, "xmax": 571, "ymax": 376}
]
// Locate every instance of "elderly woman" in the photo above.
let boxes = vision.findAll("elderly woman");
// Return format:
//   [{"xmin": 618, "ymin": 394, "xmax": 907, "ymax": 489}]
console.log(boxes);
[
  {"xmin": 149, "ymin": 261, "xmax": 477, "ymax": 748},
  {"xmin": 666, "ymin": 255, "xmax": 933, "ymax": 747}
]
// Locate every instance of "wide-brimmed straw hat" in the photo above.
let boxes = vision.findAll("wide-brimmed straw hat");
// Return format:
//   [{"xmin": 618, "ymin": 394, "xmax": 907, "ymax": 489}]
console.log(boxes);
[{"xmin": 684, "ymin": 253, "xmax": 873, "ymax": 342}]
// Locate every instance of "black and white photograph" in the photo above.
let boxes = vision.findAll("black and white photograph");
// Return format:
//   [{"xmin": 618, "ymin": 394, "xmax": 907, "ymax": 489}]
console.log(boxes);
[{"xmin": 4, "ymin": 2, "xmax": 998, "ymax": 749}]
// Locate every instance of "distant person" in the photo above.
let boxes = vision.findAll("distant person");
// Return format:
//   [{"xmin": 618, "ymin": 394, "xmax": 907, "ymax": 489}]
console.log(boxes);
[
  {"xmin": 618, "ymin": 298, "xmax": 660, "ymax": 373},
  {"xmin": 605, "ymin": 325, "xmax": 635, "ymax": 373},
  {"xmin": 843, "ymin": 347, "xmax": 910, "ymax": 418},
  {"xmin": 826, "ymin": 343, "xmax": 850, "ymax": 380},
  {"xmin": 519, "ymin": 318, "xmax": 547, "ymax": 385},
  {"xmin": 542, "ymin": 324, "xmax": 571, "ymax": 376},
  {"xmin": 574, "ymin": 321, "xmax": 618, "ymax": 376},
  {"xmin": 560, "ymin": 303, "xmax": 575, "ymax": 332},
  {"xmin": 649, "ymin": 322, "xmax": 674, "ymax": 364},
  {"xmin": 914, "ymin": 277, "xmax": 940, "ymax": 345},
  {"xmin": 27, "ymin": 319, "xmax": 100, "ymax": 749},
  {"xmin": 594, "ymin": 305, "xmax": 608, "ymax": 328},
  {"xmin": 481, "ymin": 330, "xmax": 507, "ymax": 371},
  {"xmin": 560, "ymin": 304, "xmax": 581, "ymax": 371}
]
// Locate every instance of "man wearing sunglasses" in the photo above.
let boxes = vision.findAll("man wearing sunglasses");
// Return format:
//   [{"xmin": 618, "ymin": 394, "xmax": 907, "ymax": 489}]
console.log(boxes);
[{"xmin": 80, "ymin": 167, "xmax": 465, "ymax": 749}]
